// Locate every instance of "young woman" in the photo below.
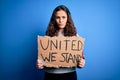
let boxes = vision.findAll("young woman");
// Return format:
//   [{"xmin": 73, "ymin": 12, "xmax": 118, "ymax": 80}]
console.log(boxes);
[{"xmin": 37, "ymin": 5, "xmax": 85, "ymax": 80}]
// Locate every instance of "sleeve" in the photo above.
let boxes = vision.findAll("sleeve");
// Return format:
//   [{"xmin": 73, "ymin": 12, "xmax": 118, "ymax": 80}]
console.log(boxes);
[{"xmin": 82, "ymin": 51, "xmax": 85, "ymax": 59}]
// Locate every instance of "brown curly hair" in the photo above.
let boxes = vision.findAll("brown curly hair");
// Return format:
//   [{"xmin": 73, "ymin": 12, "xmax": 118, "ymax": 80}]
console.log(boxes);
[{"xmin": 46, "ymin": 5, "xmax": 77, "ymax": 37}]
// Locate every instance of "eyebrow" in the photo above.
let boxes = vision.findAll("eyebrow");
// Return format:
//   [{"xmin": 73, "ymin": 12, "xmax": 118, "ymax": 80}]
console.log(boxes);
[{"xmin": 55, "ymin": 15, "xmax": 66, "ymax": 17}]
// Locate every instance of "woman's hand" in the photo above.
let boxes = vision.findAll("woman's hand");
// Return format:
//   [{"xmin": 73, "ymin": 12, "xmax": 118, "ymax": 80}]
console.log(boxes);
[
  {"xmin": 36, "ymin": 59, "xmax": 44, "ymax": 69},
  {"xmin": 77, "ymin": 58, "xmax": 85, "ymax": 68}
]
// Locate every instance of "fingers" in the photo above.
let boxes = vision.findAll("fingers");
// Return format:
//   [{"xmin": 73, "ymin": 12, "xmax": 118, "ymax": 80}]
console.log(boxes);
[
  {"xmin": 36, "ymin": 59, "xmax": 44, "ymax": 69},
  {"xmin": 78, "ymin": 58, "xmax": 85, "ymax": 68}
]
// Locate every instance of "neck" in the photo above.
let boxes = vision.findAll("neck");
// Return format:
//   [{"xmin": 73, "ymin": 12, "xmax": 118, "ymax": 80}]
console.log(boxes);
[{"xmin": 59, "ymin": 28, "xmax": 64, "ymax": 33}]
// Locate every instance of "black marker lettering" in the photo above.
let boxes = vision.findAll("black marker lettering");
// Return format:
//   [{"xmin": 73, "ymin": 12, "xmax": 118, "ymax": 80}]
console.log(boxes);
[
  {"xmin": 40, "ymin": 40, "xmax": 49, "ymax": 50},
  {"xmin": 50, "ymin": 40, "xmax": 58, "ymax": 50}
]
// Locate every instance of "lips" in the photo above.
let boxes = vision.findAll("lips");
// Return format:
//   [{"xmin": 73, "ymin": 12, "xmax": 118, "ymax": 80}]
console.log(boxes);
[{"xmin": 58, "ymin": 24, "xmax": 64, "ymax": 26}]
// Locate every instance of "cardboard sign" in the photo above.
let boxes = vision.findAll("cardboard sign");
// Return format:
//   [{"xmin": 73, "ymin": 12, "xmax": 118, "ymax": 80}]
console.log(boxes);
[{"xmin": 38, "ymin": 36, "xmax": 85, "ymax": 67}]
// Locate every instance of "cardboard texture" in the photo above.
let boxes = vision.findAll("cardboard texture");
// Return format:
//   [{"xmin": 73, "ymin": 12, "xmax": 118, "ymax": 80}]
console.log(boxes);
[{"xmin": 38, "ymin": 36, "xmax": 85, "ymax": 67}]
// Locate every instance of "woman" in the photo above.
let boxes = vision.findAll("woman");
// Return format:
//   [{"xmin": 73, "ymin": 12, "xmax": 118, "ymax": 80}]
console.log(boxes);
[{"xmin": 37, "ymin": 5, "xmax": 85, "ymax": 80}]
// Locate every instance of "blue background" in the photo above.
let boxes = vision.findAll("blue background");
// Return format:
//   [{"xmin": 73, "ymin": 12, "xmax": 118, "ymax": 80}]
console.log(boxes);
[{"xmin": 1, "ymin": 0, "xmax": 120, "ymax": 80}]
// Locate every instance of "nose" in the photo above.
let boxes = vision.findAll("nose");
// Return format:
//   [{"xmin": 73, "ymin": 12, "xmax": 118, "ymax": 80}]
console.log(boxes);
[{"xmin": 59, "ymin": 18, "xmax": 63, "ymax": 23}]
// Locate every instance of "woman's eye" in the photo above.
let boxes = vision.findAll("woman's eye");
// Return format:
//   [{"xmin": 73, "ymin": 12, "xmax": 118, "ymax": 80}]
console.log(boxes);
[
  {"xmin": 62, "ymin": 16, "xmax": 66, "ymax": 19},
  {"xmin": 56, "ymin": 16, "xmax": 60, "ymax": 19}
]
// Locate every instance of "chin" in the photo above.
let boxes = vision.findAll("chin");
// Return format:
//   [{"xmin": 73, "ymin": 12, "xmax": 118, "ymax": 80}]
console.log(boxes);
[{"xmin": 59, "ymin": 26, "xmax": 65, "ymax": 29}]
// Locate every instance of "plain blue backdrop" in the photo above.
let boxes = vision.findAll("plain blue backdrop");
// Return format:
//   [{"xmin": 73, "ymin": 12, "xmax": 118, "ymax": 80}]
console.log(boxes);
[{"xmin": 1, "ymin": 0, "xmax": 120, "ymax": 80}]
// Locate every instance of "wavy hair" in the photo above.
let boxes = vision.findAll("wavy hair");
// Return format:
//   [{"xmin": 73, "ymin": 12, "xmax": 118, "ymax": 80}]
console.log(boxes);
[{"xmin": 46, "ymin": 5, "xmax": 77, "ymax": 37}]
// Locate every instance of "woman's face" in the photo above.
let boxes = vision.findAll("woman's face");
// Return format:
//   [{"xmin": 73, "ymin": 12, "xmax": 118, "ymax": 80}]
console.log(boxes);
[{"xmin": 55, "ymin": 10, "xmax": 67, "ymax": 30}]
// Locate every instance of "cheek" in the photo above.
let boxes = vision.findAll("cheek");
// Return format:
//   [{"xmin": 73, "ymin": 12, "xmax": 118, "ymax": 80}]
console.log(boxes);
[
  {"xmin": 64, "ymin": 20, "xmax": 67, "ymax": 25},
  {"xmin": 65, "ymin": 19, "xmax": 67, "ymax": 23},
  {"xmin": 55, "ymin": 19, "xmax": 59, "ymax": 24}
]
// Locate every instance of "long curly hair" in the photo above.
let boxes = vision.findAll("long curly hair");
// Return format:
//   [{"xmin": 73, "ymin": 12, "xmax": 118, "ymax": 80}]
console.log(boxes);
[{"xmin": 46, "ymin": 5, "xmax": 77, "ymax": 37}]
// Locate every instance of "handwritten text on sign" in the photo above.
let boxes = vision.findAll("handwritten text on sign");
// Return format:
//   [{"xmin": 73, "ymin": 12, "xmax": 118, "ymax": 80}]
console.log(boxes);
[{"xmin": 38, "ymin": 36, "xmax": 85, "ymax": 67}]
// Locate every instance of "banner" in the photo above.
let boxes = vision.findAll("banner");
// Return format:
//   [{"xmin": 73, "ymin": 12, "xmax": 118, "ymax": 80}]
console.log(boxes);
[{"xmin": 38, "ymin": 36, "xmax": 85, "ymax": 67}]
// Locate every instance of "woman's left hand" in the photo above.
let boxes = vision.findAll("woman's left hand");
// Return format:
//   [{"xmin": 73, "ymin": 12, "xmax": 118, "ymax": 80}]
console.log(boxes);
[{"xmin": 78, "ymin": 58, "xmax": 85, "ymax": 68}]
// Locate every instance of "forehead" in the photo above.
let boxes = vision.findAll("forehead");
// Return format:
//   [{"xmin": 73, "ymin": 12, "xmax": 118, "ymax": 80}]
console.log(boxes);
[{"xmin": 55, "ymin": 10, "xmax": 67, "ymax": 16}]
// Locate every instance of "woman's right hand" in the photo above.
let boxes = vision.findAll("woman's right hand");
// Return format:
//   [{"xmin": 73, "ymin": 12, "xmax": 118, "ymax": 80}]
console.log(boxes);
[{"xmin": 36, "ymin": 59, "xmax": 44, "ymax": 69}]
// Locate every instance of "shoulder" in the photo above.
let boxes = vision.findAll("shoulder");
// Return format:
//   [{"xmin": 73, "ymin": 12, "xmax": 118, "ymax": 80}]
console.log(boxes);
[
  {"xmin": 76, "ymin": 34, "xmax": 79, "ymax": 37},
  {"xmin": 76, "ymin": 33, "xmax": 85, "ymax": 40}
]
